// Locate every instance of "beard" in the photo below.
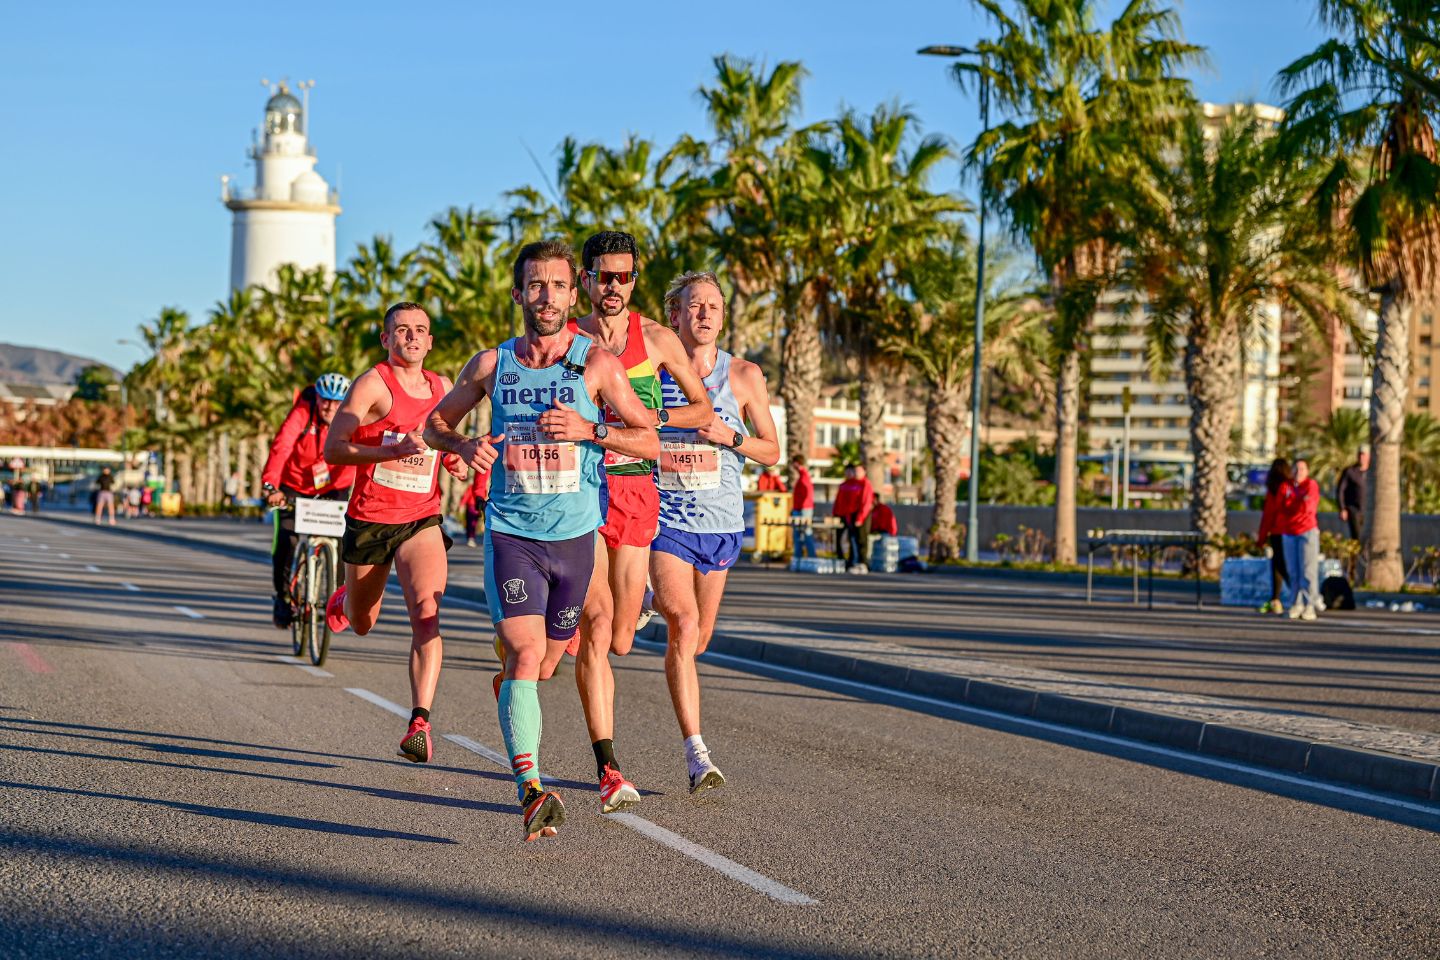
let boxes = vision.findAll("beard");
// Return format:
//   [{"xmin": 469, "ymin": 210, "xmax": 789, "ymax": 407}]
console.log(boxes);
[
  {"xmin": 597, "ymin": 292, "xmax": 628, "ymax": 318},
  {"xmin": 524, "ymin": 305, "xmax": 567, "ymax": 337}
]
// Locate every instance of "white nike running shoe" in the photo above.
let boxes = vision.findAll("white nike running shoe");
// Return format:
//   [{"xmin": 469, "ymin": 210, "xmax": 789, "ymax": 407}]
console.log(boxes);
[{"xmin": 688, "ymin": 759, "xmax": 726, "ymax": 795}]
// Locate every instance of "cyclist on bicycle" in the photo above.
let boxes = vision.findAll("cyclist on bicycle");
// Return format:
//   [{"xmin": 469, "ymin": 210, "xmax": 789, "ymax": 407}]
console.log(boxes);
[{"xmin": 263, "ymin": 372, "xmax": 355, "ymax": 628}]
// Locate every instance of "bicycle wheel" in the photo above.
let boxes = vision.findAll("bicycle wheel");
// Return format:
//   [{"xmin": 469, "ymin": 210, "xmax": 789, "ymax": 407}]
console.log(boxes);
[
  {"xmin": 308, "ymin": 538, "xmax": 336, "ymax": 667},
  {"xmin": 288, "ymin": 536, "xmax": 308, "ymax": 657}
]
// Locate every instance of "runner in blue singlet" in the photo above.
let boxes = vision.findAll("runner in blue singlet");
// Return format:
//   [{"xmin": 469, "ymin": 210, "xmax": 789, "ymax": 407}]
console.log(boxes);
[{"xmin": 650, "ymin": 270, "xmax": 780, "ymax": 795}]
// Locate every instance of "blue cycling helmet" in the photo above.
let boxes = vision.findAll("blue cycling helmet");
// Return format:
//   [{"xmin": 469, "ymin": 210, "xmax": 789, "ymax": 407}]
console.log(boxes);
[{"xmin": 314, "ymin": 372, "xmax": 351, "ymax": 401}]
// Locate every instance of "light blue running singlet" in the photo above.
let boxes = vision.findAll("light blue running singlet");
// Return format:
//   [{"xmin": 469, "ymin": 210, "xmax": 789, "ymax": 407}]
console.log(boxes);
[
  {"xmin": 485, "ymin": 334, "xmax": 604, "ymax": 541},
  {"xmin": 655, "ymin": 349, "xmax": 747, "ymax": 534}
]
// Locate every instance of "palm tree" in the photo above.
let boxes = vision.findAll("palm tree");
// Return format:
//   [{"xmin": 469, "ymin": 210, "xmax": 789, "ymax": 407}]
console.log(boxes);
[
  {"xmin": 1130, "ymin": 105, "xmax": 1349, "ymax": 573},
  {"xmin": 1297, "ymin": 407, "xmax": 1369, "ymax": 493},
  {"xmin": 825, "ymin": 105, "xmax": 963, "ymax": 488},
  {"xmin": 1279, "ymin": 0, "xmax": 1440, "ymax": 589},
  {"xmin": 884, "ymin": 228, "xmax": 1048, "ymax": 561},
  {"xmin": 954, "ymin": 0, "xmax": 1202, "ymax": 563},
  {"xmin": 1402, "ymin": 411, "xmax": 1440, "ymax": 511}
]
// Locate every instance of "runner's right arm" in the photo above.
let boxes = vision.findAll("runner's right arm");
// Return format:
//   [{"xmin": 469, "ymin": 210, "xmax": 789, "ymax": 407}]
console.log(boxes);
[
  {"xmin": 323, "ymin": 368, "xmax": 427, "ymax": 465},
  {"xmin": 423, "ymin": 349, "xmax": 504, "ymax": 473}
]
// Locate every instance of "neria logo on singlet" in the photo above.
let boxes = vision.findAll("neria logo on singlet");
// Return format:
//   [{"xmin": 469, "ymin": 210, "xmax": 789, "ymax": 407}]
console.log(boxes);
[{"xmin": 500, "ymin": 381, "xmax": 578, "ymax": 407}]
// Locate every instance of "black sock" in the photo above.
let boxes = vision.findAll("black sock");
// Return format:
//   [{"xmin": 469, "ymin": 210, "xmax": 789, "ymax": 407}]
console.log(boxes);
[
  {"xmin": 593, "ymin": 738, "xmax": 617, "ymax": 778},
  {"xmin": 411, "ymin": 707, "xmax": 430, "ymax": 723}
]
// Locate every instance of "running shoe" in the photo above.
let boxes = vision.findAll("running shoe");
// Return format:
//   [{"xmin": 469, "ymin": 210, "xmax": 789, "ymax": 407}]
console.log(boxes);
[
  {"xmin": 635, "ymin": 607, "xmax": 655, "ymax": 633},
  {"xmin": 271, "ymin": 594, "xmax": 293, "ymax": 629},
  {"xmin": 493, "ymin": 634, "xmax": 506, "ymax": 663},
  {"xmin": 492, "ymin": 671, "xmax": 503, "ymax": 702},
  {"xmin": 325, "ymin": 585, "xmax": 350, "ymax": 633},
  {"xmin": 398, "ymin": 716, "xmax": 432, "ymax": 763},
  {"xmin": 688, "ymin": 759, "xmax": 726, "ymax": 795},
  {"xmin": 1300, "ymin": 606, "xmax": 1318, "ymax": 622},
  {"xmin": 598, "ymin": 763, "xmax": 641, "ymax": 814},
  {"xmin": 1288, "ymin": 604, "xmax": 1304, "ymax": 620},
  {"xmin": 521, "ymin": 781, "xmax": 564, "ymax": 841},
  {"xmin": 565, "ymin": 633, "xmax": 581, "ymax": 657}
]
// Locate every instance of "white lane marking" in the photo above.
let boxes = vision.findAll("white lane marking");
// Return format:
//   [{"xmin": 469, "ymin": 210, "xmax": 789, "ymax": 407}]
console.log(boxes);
[
  {"xmin": 37, "ymin": 544, "xmax": 48, "ymax": 551},
  {"xmin": 442, "ymin": 733, "xmax": 510, "ymax": 768},
  {"xmin": 606, "ymin": 812, "xmax": 818, "ymax": 905},
  {"xmin": 173, "ymin": 606, "xmax": 204, "ymax": 619},
  {"xmin": 59, "ymin": 553, "xmax": 70, "ymax": 559},
  {"xmin": 657, "ymin": 641, "xmax": 1440, "ymax": 820},
  {"xmin": 348, "ymin": 685, "xmax": 818, "ymax": 904},
  {"xmin": 85, "ymin": 564, "xmax": 101, "ymax": 573},
  {"xmin": 345, "ymin": 687, "xmax": 411, "ymax": 719},
  {"xmin": 121, "ymin": 582, "xmax": 140, "ymax": 592},
  {"xmin": 275, "ymin": 654, "xmax": 333, "ymax": 679}
]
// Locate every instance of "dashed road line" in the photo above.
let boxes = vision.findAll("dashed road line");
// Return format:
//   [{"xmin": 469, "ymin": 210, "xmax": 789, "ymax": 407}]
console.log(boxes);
[
  {"xmin": 173, "ymin": 606, "xmax": 204, "ymax": 620},
  {"xmin": 343, "ymin": 686, "xmax": 818, "ymax": 904},
  {"xmin": 85, "ymin": 564, "xmax": 101, "ymax": 573},
  {"xmin": 443, "ymin": 733, "xmax": 509, "ymax": 768},
  {"xmin": 121, "ymin": 582, "xmax": 140, "ymax": 592},
  {"xmin": 275, "ymin": 655, "xmax": 333, "ymax": 678},
  {"xmin": 59, "ymin": 553, "xmax": 70, "ymax": 559}
]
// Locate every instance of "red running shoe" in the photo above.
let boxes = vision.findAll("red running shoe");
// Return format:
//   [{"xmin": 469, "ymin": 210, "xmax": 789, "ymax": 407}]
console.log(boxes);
[
  {"xmin": 521, "ymin": 781, "xmax": 564, "ymax": 841},
  {"xmin": 398, "ymin": 716, "xmax": 432, "ymax": 763},
  {"xmin": 325, "ymin": 586, "xmax": 349, "ymax": 633},
  {"xmin": 598, "ymin": 763, "xmax": 640, "ymax": 814},
  {"xmin": 492, "ymin": 672, "xmax": 503, "ymax": 701},
  {"xmin": 565, "ymin": 634, "xmax": 580, "ymax": 657}
]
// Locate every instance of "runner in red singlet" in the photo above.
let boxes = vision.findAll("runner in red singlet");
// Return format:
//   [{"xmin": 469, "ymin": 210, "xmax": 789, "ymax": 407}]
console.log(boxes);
[
  {"xmin": 562, "ymin": 231, "xmax": 711, "ymax": 811},
  {"xmin": 322, "ymin": 302, "xmax": 470, "ymax": 764}
]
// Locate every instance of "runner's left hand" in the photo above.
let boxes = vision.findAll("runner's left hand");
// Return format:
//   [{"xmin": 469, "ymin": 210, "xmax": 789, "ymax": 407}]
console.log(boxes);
[
  {"xmin": 537, "ymin": 399, "xmax": 590, "ymax": 442},
  {"xmin": 696, "ymin": 413, "xmax": 733, "ymax": 445},
  {"xmin": 442, "ymin": 452, "xmax": 467, "ymax": 480}
]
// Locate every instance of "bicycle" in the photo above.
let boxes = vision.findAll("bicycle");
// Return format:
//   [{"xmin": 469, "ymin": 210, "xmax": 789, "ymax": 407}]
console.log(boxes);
[{"xmin": 278, "ymin": 496, "xmax": 346, "ymax": 666}]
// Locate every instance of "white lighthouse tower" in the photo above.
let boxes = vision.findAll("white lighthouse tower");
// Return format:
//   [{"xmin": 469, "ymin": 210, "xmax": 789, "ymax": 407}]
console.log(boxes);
[{"xmin": 222, "ymin": 80, "xmax": 340, "ymax": 291}]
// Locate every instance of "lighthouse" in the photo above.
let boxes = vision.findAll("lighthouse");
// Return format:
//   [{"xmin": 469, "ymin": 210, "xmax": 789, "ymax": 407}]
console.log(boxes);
[{"xmin": 222, "ymin": 80, "xmax": 340, "ymax": 291}]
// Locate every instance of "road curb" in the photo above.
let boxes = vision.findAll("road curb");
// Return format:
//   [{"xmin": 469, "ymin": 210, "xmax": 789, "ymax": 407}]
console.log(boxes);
[{"xmin": 640, "ymin": 618, "xmax": 1440, "ymax": 804}]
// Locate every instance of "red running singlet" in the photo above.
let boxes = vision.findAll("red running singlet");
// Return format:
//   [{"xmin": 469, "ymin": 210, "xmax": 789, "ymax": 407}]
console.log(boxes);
[{"xmin": 347, "ymin": 363, "xmax": 446, "ymax": 525}]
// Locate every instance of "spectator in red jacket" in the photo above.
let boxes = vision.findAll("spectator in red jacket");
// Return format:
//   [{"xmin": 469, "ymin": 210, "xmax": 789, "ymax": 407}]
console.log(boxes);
[
  {"xmin": 832, "ymin": 464, "xmax": 876, "ymax": 572},
  {"xmin": 1279, "ymin": 458, "xmax": 1321, "ymax": 621},
  {"xmin": 1254, "ymin": 457, "xmax": 1291, "ymax": 615},
  {"xmin": 789, "ymin": 454, "xmax": 817, "ymax": 559},
  {"xmin": 262, "ymin": 379, "xmax": 356, "ymax": 627},
  {"xmin": 870, "ymin": 496, "xmax": 898, "ymax": 537},
  {"xmin": 756, "ymin": 465, "xmax": 788, "ymax": 492},
  {"xmin": 463, "ymin": 465, "xmax": 491, "ymax": 547}
]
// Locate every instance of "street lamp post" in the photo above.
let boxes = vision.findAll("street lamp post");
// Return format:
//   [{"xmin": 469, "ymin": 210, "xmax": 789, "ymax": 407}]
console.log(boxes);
[{"xmin": 919, "ymin": 44, "xmax": 989, "ymax": 563}]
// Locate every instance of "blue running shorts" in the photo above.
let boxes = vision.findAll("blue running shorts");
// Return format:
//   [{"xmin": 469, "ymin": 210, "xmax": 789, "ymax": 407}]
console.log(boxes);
[
  {"xmin": 483, "ymin": 529, "xmax": 595, "ymax": 640},
  {"xmin": 651, "ymin": 528, "xmax": 742, "ymax": 574}
]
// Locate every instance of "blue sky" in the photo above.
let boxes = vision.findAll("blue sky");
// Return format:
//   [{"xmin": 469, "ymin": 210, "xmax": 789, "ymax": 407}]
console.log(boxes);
[{"xmin": 2, "ymin": 0, "xmax": 1327, "ymax": 373}]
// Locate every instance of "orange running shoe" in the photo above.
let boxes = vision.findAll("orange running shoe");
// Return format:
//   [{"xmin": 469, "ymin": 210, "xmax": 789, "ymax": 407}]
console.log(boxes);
[
  {"xmin": 521, "ymin": 781, "xmax": 564, "ymax": 841},
  {"xmin": 398, "ymin": 716, "xmax": 432, "ymax": 763}
]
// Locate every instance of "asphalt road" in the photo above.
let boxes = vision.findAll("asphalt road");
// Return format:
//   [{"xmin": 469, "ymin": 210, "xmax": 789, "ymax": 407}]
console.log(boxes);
[
  {"xmin": 64, "ymin": 513, "xmax": 1440, "ymax": 733},
  {"xmin": 2, "ymin": 514, "xmax": 1438, "ymax": 959}
]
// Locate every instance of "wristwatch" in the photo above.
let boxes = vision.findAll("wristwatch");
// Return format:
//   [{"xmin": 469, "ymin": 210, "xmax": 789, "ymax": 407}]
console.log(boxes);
[
  {"xmin": 593, "ymin": 422, "xmax": 609, "ymax": 442},
  {"xmin": 655, "ymin": 408, "xmax": 670, "ymax": 426},
  {"xmin": 728, "ymin": 430, "xmax": 744, "ymax": 449}
]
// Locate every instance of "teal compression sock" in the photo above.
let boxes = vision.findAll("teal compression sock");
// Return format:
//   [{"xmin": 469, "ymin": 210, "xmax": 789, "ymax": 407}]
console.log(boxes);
[{"xmin": 498, "ymin": 679, "xmax": 542, "ymax": 801}]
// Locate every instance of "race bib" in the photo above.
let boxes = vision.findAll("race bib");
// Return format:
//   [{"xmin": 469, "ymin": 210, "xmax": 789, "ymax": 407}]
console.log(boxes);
[
  {"xmin": 311, "ymin": 462, "xmax": 331, "ymax": 489},
  {"xmin": 372, "ymin": 429, "xmax": 438, "ymax": 493},
  {"xmin": 503, "ymin": 421, "xmax": 580, "ymax": 494},
  {"xmin": 658, "ymin": 433, "xmax": 721, "ymax": 491}
]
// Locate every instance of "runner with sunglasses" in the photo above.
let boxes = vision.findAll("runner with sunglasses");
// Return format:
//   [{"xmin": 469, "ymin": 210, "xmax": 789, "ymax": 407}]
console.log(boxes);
[{"xmin": 565, "ymin": 231, "xmax": 711, "ymax": 814}]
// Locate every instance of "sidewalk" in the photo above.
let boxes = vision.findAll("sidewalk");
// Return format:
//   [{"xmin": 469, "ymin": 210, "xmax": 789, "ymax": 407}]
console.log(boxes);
[{"xmin": 27, "ymin": 512, "xmax": 1440, "ymax": 803}]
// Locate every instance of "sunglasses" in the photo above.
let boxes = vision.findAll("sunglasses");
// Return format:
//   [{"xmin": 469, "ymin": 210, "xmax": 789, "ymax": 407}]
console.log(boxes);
[{"xmin": 587, "ymin": 268, "xmax": 639, "ymax": 285}]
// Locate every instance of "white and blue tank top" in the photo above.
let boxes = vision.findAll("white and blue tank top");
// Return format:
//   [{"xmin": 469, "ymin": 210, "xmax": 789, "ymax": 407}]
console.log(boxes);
[
  {"xmin": 654, "ymin": 349, "xmax": 747, "ymax": 534},
  {"xmin": 486, "ymin": 334, "xmax": 604, "ymax": 541}
]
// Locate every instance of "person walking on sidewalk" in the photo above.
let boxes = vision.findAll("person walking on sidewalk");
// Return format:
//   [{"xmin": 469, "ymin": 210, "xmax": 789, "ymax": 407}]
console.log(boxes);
[
  {"xmin": 1280, "ymin": 458, "xmax": 1321, "ymax": 621},
  {"xmin": 789, "ymin": 454, "xmax": 817, "ymax": 559},
  {"xmin": 323, "ymin": 303, "xmax": 468, "ymax": 765},
  {"xmin": 93, "ymin": 468, "xmax": 116, "ymax": 526},
  {"xmin": 1336, "ymin": 447, "xmax": 1369, "ymax": 541},
  {"xmin": 833, "ymin": 464, "xmax": 875, "ymax": 573},
  {"xmin": 1255, "ymin": 457, "xmax": 1292, "ymax": 615},
  {"xmin": 651, "ymin": 270, "xmax": 780, "ymax": 794},
  {"xmin": 425, "ymin": 239, "xmax": 661, "ymax": 840}
]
